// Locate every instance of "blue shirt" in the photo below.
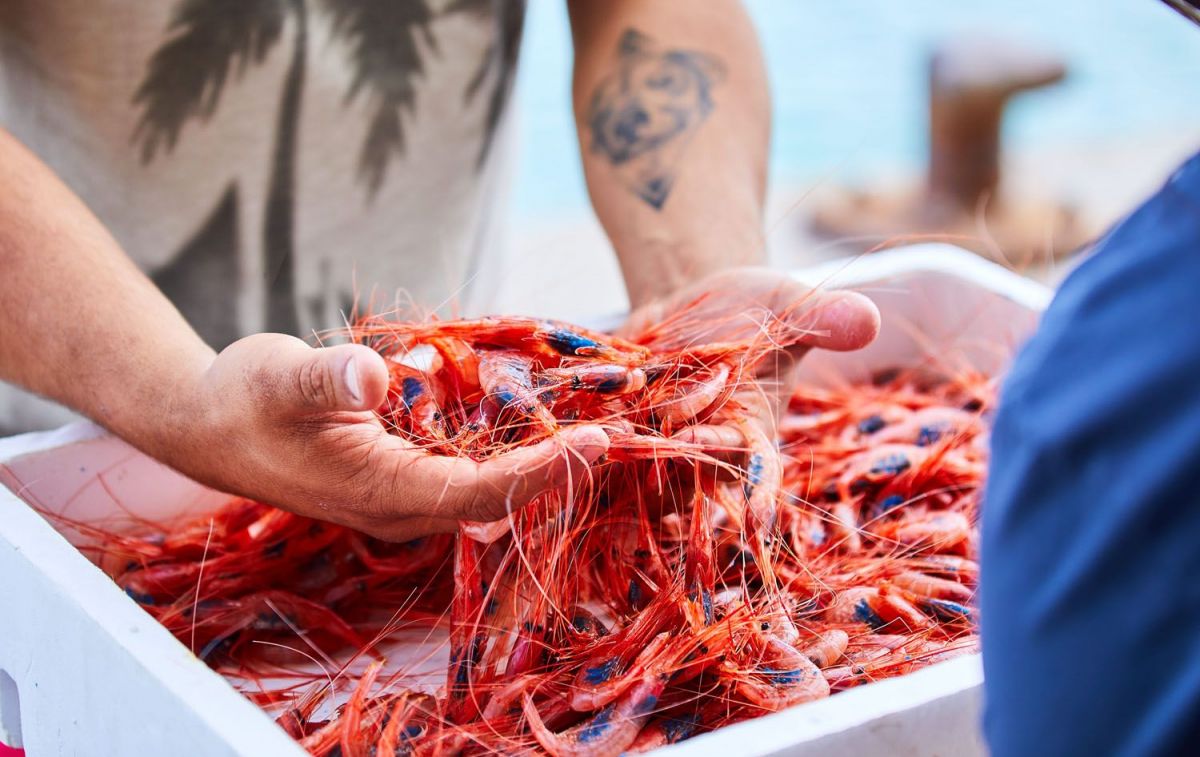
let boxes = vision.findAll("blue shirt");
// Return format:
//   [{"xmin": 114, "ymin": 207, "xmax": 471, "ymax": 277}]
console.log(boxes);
[{"xmin": 982, "ymin": 151, "xmax": 1200, "ymax": 756}]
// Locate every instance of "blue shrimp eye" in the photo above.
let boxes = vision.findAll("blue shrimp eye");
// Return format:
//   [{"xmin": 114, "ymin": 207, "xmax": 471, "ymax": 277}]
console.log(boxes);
[
  {"xmin": 584, "ymin": 658, "xmax": 619, "ymax": 684},
  {"xmin": 878, "ymin": 494, "xmax": 905, "ymax": 512},
  {"xmin": 400, "ymin": 376, "xmax": 424, "ymax": 408},
  {"xmin": 628, "ymin": 579, "xmax": 644, "ymax": 607},
  {"xmin": 746, "ymin": 453, "xmax": 765, "ymax": 486},
  {"xmin": 743, "ymin": 452, "xmax": 766, "ymax": 499},
  {"xmin": 663, "ymin": 715, "xmax": 700, "ymax": 743},
  {"xmin": 853, "ymin": 599, "xmax": 888, "ymax": 631},
  {"xmin": 857, "ymin": 414, "xmax": 886, "ymax": 434},
  {"xmin": 544, "ymin": 328, "xmax": 602, "ymax": 356},
  {"xmin": 924, "ymin": 599, "xmax": 973, "ymax": 623},
  {"xmin": 124, "ymin": 587, "xmax": 157, "ymax": 605},
  {"xmin": 870, "ymin": 453, "xmax": 911, "ymax": 476},
  {"xmin": 632, "ymin": 692, "xmax": 659, "ymax": 715},
  {"xmin": 916, "ymin": 424, "xmax": 948, "ymax": 446},
  {"xmin": 578, "ymin": 706, "xmax": 615, "ymax": 742}
]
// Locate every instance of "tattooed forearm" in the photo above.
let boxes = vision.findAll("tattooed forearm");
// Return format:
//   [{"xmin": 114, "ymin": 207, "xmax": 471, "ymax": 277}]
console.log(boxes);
[{"xmin": 586, "ymin": 29, "xmax": 725, "ymax": 211}]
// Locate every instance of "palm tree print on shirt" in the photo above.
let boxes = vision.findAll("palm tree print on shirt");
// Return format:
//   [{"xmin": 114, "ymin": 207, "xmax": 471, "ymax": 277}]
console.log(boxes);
[{"xmin": 133, "ymin": 0, "xmax": 526, "ymax": 340}]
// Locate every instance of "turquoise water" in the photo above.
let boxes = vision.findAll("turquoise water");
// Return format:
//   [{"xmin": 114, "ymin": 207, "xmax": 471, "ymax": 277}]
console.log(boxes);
[{"xmin": 511, "ymin": 0, "xmax": 1200, "ymax": 219}]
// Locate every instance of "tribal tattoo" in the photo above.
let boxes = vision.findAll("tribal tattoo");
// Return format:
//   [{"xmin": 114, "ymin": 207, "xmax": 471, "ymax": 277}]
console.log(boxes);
[{"xmin": 586, "ymin": 29, "xmax": 725, "ymax": 211}]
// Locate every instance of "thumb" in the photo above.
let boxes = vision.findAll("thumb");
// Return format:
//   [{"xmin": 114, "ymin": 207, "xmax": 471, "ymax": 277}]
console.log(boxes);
[
  {"xmin": 265, "ymin": 337, "xmax": 389, "ymax": 413},
  {"xmin": 782, "ymin": 290, "xmax": 880, "ymax": 354}
]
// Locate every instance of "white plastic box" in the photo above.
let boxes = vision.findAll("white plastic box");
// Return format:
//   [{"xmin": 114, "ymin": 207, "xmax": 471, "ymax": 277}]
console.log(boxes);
[{"xmin": 0, "ymin": 245, "xmax": 1051, "ymax": 756}]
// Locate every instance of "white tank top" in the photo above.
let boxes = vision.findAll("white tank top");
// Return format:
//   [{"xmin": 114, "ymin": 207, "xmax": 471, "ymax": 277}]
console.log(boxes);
[{"xmin": 0, "ymin": 0, "xmax": 525, "ymax": 432}]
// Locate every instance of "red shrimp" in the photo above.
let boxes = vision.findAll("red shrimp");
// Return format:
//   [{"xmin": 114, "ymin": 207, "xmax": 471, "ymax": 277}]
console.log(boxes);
[
  {"xmin": 275, "ymin": 680, "xmax": 327, "ymax": 740},
  {"xmin": 625, "ymin": 712, "xmax": 703, "ymax": 753},
  {"xmin": 527, "ymin": 628, "xmax": 714, "ymax": 757},
  {"xmin": 383, "ymin": 359, "xmax": 447, "ymax": 441},
  {"xmin": 836, "ymin": 444, "xmax": 929, "ymax": 501},
  {"xmin": 683, "ymin": 486, "xmax": 717, "ymax": 629},
  {"xmin": 890, "ymin": 570, "xmax": 974, "ymax": 602},
  {"xmin": 541, "ymin": 363, "xmax": 648, "ymax": 396},
  {"xmin": 801, "ymin": 629, "xmax": 849, "ymax": 668},
  {"xmin": 653, "ymin": 362, "xmax": 732, "ymax": 425},
  {"xmin": 733, "ymin": 634, "xmax": 830, "ymax": 711},
  {"xmin": 569, "ymin": 632, "xmax": 672, "ymax": 713},
  {"xmin": 340, "ymin": 660, "xmax": 383, "ymax": 757},
  {"xmin": 875, "ymin": 509, "xmax": 972, "ymax": 552},
  {"xmin": 446, "ymin": 534, "xmax": 489, "ymax": 723},
  {"xmin": 477, "ymin": 350, "xmax": 556, "ymax": 427},
  {"xmin": 822, "ymin": 586, "xmax": 931, "ymax": 633},
  {"xmin": 161, "ymin": 590, "xmax": 367, "ymax": 661}
]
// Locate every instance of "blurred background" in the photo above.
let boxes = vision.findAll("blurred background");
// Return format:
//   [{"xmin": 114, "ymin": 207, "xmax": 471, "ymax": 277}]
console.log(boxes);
[{"xmin": 492, "ymin": 0, "xmax": 1200, "ymax": 319}]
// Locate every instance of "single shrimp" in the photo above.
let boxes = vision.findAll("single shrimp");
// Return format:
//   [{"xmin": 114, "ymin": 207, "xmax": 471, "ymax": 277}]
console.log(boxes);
[
  {"xmin": 376, "ymin": 694, "xmax": 423, "ymax": 757},
  {"xmin": 446, "ymin": 534, "xmax": 489, "ymax": 723},
  {"xmin": 874, "ymin": 509, "xmax": 972, "ymax": 552},
  {"xmin": 383, "ymin": 359, "xmax": 447, "ymax": 441},
  {"xmin": 890, "ymin": 570, "xmax": 974, "ymax": 602},
  {"xmin": 477, "ymin": 350, "xmax": 556, "ymax": 428},
  {"xmin": 541, "ymin": 363, "xmax": 648, "ymax": 396},
  {"xmin": 568, "ymin": 627, "xmax": 672, "ymax": 712},
  {"xmin": 800, "ymin": 629, "xmax": 849, "ymax": 668},
  {"xmin": 835, "ymin": 444, "xmax": 929, "ymax": 501},
  {"xmin": 340, "ymin": 660, "xmax": 383, "ymax": 757},
  {"xmin": 652, "ymin": 362, "xmax": 732, "ymax": 425},
  {"xmin": 528, "ymin": 630, "xmax": 697, "ymax": 757},
  {"xmin": 625, "ymin": 713, "xmax": 702, "ymax": 753},
  {"xmin": 683, "ymin": 486, "xmax": 717, "ymax": 629},
  {"xmin": 823, "ymin": 586, "xmax": 929, "ymax": 633},
  {"xmin": 275, "ymin": 680, "xmax": 328, "ymax": 740},
  {"xmin": 734, "ymin": 634, "xmax": 830, "ymax": 711}
]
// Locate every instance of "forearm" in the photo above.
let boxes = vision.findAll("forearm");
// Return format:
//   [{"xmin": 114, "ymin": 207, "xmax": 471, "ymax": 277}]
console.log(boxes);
[
  {"xmin": 569, "ymin": 0, "xmax": 770, "ymax": 308},
  {"xmin": 0, "ymin": 129, "xmax": 214, "ymax": 449}
]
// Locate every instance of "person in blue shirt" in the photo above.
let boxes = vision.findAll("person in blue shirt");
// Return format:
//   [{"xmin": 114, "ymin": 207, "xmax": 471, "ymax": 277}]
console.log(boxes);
[{"xmin": 981, "ymin": 147, "xmax": 1200, "ymax": 752}]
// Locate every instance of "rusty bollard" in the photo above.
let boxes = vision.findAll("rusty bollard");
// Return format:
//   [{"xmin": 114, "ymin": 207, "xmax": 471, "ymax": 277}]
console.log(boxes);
[{"xmin": 811, "ymin": 36, "xmax": 1088, "ymax": 263}]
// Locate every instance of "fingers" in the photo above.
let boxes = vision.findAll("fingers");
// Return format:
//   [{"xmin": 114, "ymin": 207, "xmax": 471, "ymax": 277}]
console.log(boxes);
[
  {"xmin": 465, "ymin": 425, "xmax": 610, "ymax": 521},
  {"xmin": 367, "ymin": 516, "xmax": 462, "ymax": 543},
  {"xmin": 672, "ymin": 424, "xmax": 746, "ymax": 467},
  {"xmin": 383, "ymin": 425, "xmax": 610, "ymax": 525},
  {"xmin": 226, "ymin": 333, "xmax": 389, "ymax": 414}
]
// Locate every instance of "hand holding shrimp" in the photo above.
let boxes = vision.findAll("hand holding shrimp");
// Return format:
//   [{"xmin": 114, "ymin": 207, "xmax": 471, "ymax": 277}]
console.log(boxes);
[{"xmin": 153, "ymin": 332, "xmax": 610, "ymax": 542}]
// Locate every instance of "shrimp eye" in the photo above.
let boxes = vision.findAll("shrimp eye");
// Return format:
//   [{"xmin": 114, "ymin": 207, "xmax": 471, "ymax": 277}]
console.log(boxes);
[
  {"xmin": 545, "ymin": 328, "xmax": 601, "ymax": 356},
  {"xmin": 916, "ymin": 426, "xmax": 944, "ymax": 446},
  {"xmin": 400, "ymin": 376, "xmax": 424, "ymax": 408},
  {"xmin": 870, "ymin": 453, "xmax": 911, "ymax": 476},
  {"xmin": 877, "ymin": 494, "xmax": 905, "ymax": 512},
  {"xmin": 858, "ymin": 414, "xmax": 886, "ymax": 434}
]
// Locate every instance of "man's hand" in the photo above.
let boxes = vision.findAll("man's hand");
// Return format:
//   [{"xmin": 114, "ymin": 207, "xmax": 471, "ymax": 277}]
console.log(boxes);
[
  {"xmin": 163, "ymin": 335, "xmax": 610, "ymax": 542},
  {"xmin": 621, "ymin": 267, "xmax": 880, "ymax": 457}
]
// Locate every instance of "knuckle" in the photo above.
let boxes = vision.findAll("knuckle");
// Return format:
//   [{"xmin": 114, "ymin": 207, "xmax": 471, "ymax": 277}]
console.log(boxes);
[{"xmin": 297, "ymin": 357, "xmax": 336, "ymax": 408}]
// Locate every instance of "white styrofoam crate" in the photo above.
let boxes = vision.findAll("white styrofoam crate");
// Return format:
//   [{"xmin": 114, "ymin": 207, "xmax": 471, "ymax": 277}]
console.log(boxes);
[{"xmin": 0, "ymin": 245, "xmax": 1049, "ymax": 756}]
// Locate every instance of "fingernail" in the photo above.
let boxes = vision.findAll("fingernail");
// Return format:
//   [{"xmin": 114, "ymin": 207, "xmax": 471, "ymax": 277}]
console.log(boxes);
[{"xmin": 343, "ymin": 356, "xmax": 362, "ymax": 404}]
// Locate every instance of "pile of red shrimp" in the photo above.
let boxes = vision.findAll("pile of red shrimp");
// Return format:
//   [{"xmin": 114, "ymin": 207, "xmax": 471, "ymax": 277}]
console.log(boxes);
[{"xmin": 63, "ymin": 307, "xmax": 992, "ymax": 756}]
